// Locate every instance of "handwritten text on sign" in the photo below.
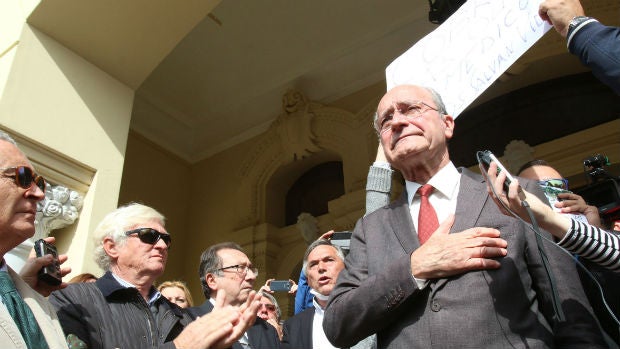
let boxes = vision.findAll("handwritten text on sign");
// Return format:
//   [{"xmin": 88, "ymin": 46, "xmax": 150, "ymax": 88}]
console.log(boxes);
[{"xmin": 386, "ymin": 0, "xmax": 551, "ymax": 117}]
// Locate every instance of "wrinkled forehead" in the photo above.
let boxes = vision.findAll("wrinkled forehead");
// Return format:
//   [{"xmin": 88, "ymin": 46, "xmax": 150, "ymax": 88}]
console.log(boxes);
[
  {"xmin": 521, "ymin": 165, "xmax": 563, "ymax": 180},
  {"xmin": 218, "ymin": 248, "xmax": 251, "ymax": 265},
  {"xmin": 0, "ymin": 140, "xmax": 32, "ymax": 168},
  {"xmin": 308, "ymin": 244, "xmax": 341, "ymax": 262},
  {"xmin": 377, "ymin": 85, "xmax": 433, "ymax": 112}
]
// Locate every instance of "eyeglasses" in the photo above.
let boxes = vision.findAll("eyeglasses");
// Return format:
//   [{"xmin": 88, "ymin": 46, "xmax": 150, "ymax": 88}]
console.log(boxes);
[
  {"xmin": 213, "ymin": 264, "xmax": 258, "ymax": 277},
  {"xmin": 537, "ymin": 178, "xmax": 569, "ymax": 190},
  {"xmin": 124, "ymin": 228, "xmax": 172, "ymax": 247},
  {"xmin": 0, "ymin": 166, "xmax": 46, "ymax": 191},
  {"xmin": 375, "ymin": 101, "xmax": 438, "ymax": 133}
]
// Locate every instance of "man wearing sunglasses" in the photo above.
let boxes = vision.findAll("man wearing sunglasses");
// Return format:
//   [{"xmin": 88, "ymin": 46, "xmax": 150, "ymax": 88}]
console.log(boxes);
[
  {"xmin": 50, "ymin": 204, "xmax": 260, "ymax": 349},
  {"xmin": 0, "ymin": 131, "xmax": 68, "ymax": 348},
  {"xmin": 190, "ymin": 242, "xmax": 281, "ymax": 349},
  {"xmin": 257, "ymin": 292, "xmax": 283, "ymax": 340},
  {"xmin": 517, "ymin": 159, "xmax": 603, "ymax": 228}
]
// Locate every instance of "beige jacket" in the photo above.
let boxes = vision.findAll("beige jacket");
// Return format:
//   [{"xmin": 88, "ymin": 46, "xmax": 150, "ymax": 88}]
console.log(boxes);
[{"xmin": 0, "ymin": 267, "xmax": 67, "ymax": 349}]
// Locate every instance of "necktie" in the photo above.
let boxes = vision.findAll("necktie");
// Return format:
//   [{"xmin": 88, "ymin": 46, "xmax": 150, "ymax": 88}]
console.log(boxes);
[
  {"xmin": 417, "ymin": 184, "xmax": 439, "ymax": 244},
  {"xmin": 0, "ymin": 272, "xmax": 49, "ymax": 349}
]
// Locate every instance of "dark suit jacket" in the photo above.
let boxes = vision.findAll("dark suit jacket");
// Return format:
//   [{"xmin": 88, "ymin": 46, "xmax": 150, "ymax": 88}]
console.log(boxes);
[
  {"xmin": 281, "ymin": 307, "xmax": 314, "ymax": 349},
  {"xmin": 188, "ymin": 300, "xmax": 281, "ymax": 349},
  {"xmin": 323, "ymin": 168, "xmax": 605, "ymax": 349}
]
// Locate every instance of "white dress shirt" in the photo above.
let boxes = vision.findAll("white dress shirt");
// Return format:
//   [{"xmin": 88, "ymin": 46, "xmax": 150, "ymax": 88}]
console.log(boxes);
[
  {"xmin": 405, "ymin": 162, "xmax": 460, "ymax": 289},
  {"xmin": 405, "ymin": 161, "xmax": 461, "ymax": 234},
  {"xmin": 311, "ymin": 298, "xmax": 337, "ymax": 349}
]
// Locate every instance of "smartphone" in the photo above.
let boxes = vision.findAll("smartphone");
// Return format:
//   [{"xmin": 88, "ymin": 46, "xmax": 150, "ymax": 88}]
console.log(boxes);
[
  {"xmin": 330, "ymin": 231, "xmax": 352, "ymax": 255},
  {"xmin": 330, "ymin": 231, "xmax": 352, "ymax": 241},
  {"xmin": 270, "ymin": 280, "xmax": 292, "ymax": 292},
  {"xmin": 476, "ymin": 150, "xmax": 525, "ymax": 200},
  {"xmin": 34, "ymin": 239, "xmax": 62, "ymax": 286}
]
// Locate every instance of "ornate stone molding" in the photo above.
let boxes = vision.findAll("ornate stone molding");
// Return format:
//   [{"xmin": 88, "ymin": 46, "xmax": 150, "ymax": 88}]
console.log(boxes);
[
  {"xmin": 502, "ymin": 140, "xmax": 535, "ymax": 174},
  {"xmin": 35, "ymin": 184, "xmax": 84, "ymax": 240},
  {"xmin": 296, "ymin": 212, "xmax": 319, "ymax": 245},
  {"xmin": 275, "ymin": 89, "xmax": 320, "ymax": 161},
  {"xmin": 0, "ymin": 127, "xmax": 92, "ymax": 272},
  {"xmin": 5, "ymin": 183, "xmax": 84, "ymax": 272}
]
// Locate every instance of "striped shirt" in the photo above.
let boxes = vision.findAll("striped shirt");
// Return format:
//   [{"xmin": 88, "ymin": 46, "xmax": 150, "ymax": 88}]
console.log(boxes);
[{"xmin": 558, "ymin": 219, "xmax": 620, "ymax": 272}]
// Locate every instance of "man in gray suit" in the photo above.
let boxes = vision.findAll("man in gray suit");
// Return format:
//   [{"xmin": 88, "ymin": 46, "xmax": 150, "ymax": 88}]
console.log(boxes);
[{"xmin": 323, "ymin": 85, "xmax": 605, "ymax": 348}]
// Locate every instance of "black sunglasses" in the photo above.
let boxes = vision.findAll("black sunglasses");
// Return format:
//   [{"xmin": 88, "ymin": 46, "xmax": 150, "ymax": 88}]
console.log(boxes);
[
  {"xmin": 124, "ymin": 228, "xmax": 172, "ymax": 247},
  {"xmin": 0, "ymin": 166, "xmax": 46, "ymax": 191}
]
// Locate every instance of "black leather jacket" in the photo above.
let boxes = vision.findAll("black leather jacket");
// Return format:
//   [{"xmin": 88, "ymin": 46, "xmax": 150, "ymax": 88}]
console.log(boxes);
[{"xmin": 50, "ymin": 271, "xmax": 193, "ymax": 349}]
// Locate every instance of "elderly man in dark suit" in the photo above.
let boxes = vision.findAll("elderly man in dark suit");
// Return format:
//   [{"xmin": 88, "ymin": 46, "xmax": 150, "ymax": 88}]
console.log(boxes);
[
  {"xmin": 189, "ymin": 242, "xmax": 281, "ymax": 349},
  {"xmin": 323, "ymin": 85, "xmax": 605, "ymax": 348}
]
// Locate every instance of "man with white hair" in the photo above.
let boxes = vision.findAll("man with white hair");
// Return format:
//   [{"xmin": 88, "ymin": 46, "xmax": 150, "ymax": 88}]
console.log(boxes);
[{"xmin": 50, "ymin": 203, "xmax": 259, "ymax": 349}]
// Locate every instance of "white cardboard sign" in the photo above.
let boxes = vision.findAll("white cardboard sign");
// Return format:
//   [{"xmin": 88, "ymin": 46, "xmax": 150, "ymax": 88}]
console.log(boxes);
[{"xmin": 386, "ymin": 0, "xmax": 551, "ymax": 117}]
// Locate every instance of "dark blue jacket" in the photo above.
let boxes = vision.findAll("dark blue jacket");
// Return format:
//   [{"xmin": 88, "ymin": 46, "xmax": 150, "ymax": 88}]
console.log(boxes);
[
  {"xmin": 569, "ymin": 21, "xmax": 620, "ymax": 95},
  {"xmin": 50, "ymin": 271, "xmax": 192, "ymax": 349}
]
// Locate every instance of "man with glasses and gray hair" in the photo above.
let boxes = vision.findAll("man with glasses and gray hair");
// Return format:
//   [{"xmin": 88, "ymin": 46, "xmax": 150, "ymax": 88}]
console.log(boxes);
[
  {"xmin": 189, "ymin": 242, "xmax": 281, "ymax": 349},
  {"xmin": 50, "ymin": 204, "xmax": 260, "ymax": 349},
  {"xmin": 0, "ymin": 130, "xmax": 68, "ymax": 348}
]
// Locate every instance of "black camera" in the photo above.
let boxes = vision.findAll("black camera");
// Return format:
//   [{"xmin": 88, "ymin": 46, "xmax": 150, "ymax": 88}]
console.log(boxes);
[
  {"xmin": 34, "ymin": 239, "xmax": 62, "ymax": 286},
  {"xmin": 576, "ymin": 154, "xmax": 620, "ymax": 219}
]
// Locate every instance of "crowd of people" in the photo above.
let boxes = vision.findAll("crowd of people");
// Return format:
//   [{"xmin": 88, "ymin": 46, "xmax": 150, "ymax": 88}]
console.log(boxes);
[{"xmin": 0, "ymin": 0, "xmax": 618, "ymax": 348}]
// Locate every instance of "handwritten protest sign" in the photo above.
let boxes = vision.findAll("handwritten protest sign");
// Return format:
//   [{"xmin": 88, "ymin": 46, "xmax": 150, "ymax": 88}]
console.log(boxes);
[{"xmin": 386, "ymin": 0, "xmax": 551, "ymax": 117}]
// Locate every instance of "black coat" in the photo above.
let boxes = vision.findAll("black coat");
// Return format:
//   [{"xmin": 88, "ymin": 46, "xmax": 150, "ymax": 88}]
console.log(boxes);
[
  {"xmin": 188, "ymin": 300, "xmax": 281, "ymax": 349},
  {"xmin": 50, "ymin": 271, "xmax": 193, "ymax": 349},
  {"xmin": 281, "ymin": 307, "xmax": 314, "ymax": 349}
]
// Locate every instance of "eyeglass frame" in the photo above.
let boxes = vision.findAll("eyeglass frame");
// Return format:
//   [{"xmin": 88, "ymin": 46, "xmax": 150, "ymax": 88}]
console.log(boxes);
[
  {"xmin": 211, "ymin": 264, "xmax": 258, "ymax": 277},
  {"xmin": 537, "ymin": 178, "xmax": 569, "ymax": 190},
  {"xmin": 0, "ymin": 166, "xmax": 46, "ymax": 192},
  {"xmin": 124, "ymin": 228, "xmax": 172, "ymax": 248},
  {"xmin": 375, "ymin": 100, "xmax": 439, "ymax": 134}
]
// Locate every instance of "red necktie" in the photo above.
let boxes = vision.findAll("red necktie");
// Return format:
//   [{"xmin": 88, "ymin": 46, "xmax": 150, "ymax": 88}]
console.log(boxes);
[{"xmin": 417, "ymin": 184, "xmax": 439, "ymax": 244}]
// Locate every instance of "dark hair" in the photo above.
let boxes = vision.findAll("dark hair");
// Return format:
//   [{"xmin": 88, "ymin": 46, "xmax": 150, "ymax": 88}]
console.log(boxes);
[
  {"xmin": 517, "ymin": 159, "xmax": 551, "ymax": 176},
  {"xmin": 198, "ymin": 242, "xmax": 245, "ymax": 299}
]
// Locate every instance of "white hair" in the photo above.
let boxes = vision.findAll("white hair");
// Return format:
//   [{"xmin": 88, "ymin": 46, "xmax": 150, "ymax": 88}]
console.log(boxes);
[{"xmin": 93, "ymin": 203, "xmax": 165, "ymax": 270}]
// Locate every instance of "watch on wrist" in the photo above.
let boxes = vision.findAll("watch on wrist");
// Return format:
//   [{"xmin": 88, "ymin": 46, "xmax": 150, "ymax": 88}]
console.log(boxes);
[{"xmin": 568, "ymin": 16, "xmax": 590, "ymax": 33}]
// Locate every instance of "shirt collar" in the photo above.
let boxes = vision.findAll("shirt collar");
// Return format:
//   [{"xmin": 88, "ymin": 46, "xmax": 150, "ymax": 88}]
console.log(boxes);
[
  {"xmin": 405, "ymin": 161, "xmax": 460, "ymax": 204},
  {"xmin": 312, "ymin": 297, "xmax": 325, "ymax": 314},
  {"xmin": 111, "ymin": 272, "xmax": 162, "ymax": 306}
]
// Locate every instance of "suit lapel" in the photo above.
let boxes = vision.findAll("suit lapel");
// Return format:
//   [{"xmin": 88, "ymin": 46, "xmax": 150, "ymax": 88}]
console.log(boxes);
[
  {"xmin": 389, "ymin": 191, "xmax": 419, "ymax": 254},
  {"xmin": 452, "ymin": 168, "xmax": 487, "ymax": 234},
  {"xmin": 433, "ymin": 168, "xmax": 487, "ymax": 291}
]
